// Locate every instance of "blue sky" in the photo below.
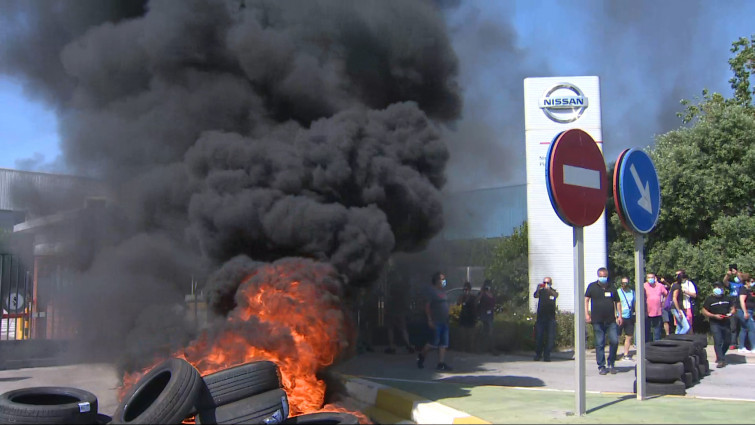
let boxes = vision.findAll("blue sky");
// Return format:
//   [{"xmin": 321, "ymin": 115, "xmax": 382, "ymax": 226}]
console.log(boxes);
[{"xmin": 0, "ymin": 0, "xmax": 753, "ymax": 188}]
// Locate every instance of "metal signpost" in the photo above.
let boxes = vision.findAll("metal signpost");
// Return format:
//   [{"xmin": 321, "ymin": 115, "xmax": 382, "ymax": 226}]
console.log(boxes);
[
  {"xmin": 613, "ymin": 148, "xmax": 661, "ymax": 401},
  {"xmin": 546, "ymin": 128, "xmax": 607, "ymax": 416}
]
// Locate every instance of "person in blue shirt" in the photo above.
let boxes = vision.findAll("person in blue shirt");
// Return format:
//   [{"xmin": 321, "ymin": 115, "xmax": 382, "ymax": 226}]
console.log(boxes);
[
  {"xmin": 724, "ymin": 263, "xmax": 745, "ymax": 350},
  {"xmin": 617, "ymin": 277, "xmax": 636, "ymax": 361}
]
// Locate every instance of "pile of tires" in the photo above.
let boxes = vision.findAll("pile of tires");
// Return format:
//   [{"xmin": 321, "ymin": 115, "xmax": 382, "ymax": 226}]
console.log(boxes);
[
  {"xmin": 633, "ymin": 334, "xmax": 709, "ymax": 396},
  {"xmin": 113, "ymin": 357, "xmax": 359, "ymax": 424}
]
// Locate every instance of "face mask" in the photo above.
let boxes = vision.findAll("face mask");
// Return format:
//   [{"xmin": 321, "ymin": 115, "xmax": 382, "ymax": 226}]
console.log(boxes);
[
  {"xmin": 598, "ymin": 277, "xmax": 608, "ymax": 284},
  {"xmin": 547, "ymin": 283, "xmax": 552, "ymax": 288},
  {"xmin": 734, "ymin": 276, "xmax": 741, "ymax": 283},
  {"xmin": 441, "ymin": 279, "xmax": 447, "ymax": 288},
  {"xmin": 648, "ymin": 278, "xmax": 655, "ymax": 284},
  {"xmin": 713, "ymin": 287, "xmax": 724, "ymax": 296},
  {"xmin": 621, "ymin": 282, "xmax": 629, "ymax": 287}
]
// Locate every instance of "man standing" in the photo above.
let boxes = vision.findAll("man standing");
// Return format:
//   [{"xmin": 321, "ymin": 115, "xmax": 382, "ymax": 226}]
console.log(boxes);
[
  {"xmin": 724, "ymin": 264, "xmax": 744, "ymax": 350},
  {"xmin": 617, "ymin": 277, "xmax": 635, "ymax": 361},
  {"xmin": 534, "ymin": 276, "xmax": 558, "ymax": 362},
  {"xmin": 702, "ymin": 281, "xmax": 735, "ymax": 368},
  {"xmin": 644, "ymin": 273, "xmax": 667, "ymax": 342},
  {"xmin": 585, "ymin": 267, "xmax": 621, "ymax": 375},
  {"xmin": 476, "ymin": 280, "xmax": 498, "ymax": 355},
  {"xmin": 417, "ymin": 272, "xmax": 453, "ymax": 371}
]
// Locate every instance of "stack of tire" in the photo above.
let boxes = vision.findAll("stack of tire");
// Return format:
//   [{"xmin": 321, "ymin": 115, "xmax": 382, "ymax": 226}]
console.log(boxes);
[
  {"xmin": 633, "ymin": 334, "xmax": 709, "ymax": 396},
  {"xmin": 0, "ymin": 358, "xmax": 359, "ymax": 424},
  {"xmin": 113, "ymin": 358, "xmax": 359, "ymax": 424}
]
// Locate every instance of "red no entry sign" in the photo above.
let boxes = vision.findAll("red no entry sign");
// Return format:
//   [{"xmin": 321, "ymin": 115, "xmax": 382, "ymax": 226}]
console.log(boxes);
[{"xmin": 546, "ymin": 129, "xmax": 607, "ymax": 227}]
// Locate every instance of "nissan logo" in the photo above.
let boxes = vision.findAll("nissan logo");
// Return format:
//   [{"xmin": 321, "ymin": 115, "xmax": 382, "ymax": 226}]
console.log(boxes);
[{"xmin": 538, "ymin": 83, "xmax": 589, "ymax": 123}]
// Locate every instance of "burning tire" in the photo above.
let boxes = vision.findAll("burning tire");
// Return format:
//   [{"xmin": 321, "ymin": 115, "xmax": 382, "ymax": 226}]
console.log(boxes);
[
  {"xmin": 197, "ymin": 361, "xmax": 281, "ymax": 410},
  {"xmin": 282, "ymin": 412, "xmax": 360, "ymax": 424},
  {"xmin": 114, "ymin": 358, "xmax": 203, "ymax": 424},
  {"xmin": 0, "ymin": 386, "xmax": 98, "ymax": 424},
  {"xmin": 196, "ymin": 388, "xmax": 288, "ymax": 424}
]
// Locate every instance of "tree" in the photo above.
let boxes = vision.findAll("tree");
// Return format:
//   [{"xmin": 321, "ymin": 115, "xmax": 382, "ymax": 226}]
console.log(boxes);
[
  {"xmin": 485, "ymin": 222, "xmax": 528, "ymax": 308},
  {"xmin": 608, "ymin": 35, "xmax": 755, "ymax": 308}
]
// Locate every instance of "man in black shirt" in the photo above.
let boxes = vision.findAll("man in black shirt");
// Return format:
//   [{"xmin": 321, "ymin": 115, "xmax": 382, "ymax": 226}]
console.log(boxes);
[
  {"xmin": 585, "ymin": 267, "xmax": 621, "ymax": 375},
  {"xmin": 702, "ymin": 281, "xmax": 736, "ymax": 368},
  {"xmin": 534, "ymin": 276, "xmax": 558, "ymax": 362}
]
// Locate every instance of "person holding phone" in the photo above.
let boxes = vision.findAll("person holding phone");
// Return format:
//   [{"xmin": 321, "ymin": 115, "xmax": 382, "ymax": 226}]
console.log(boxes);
[
  {"xmin": 702, "ymin": 281, "xmax": 736, "ymax": 368},
  {"xmin": 534, "ymin": 277, "xmax": 558, "ymax": 362}
]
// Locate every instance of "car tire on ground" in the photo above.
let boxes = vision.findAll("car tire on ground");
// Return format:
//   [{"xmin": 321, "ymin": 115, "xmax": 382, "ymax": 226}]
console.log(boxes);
[
  {"xmin": 681, "ymin": 372, "xmax": 694, "ymax": 388},
  {"xmin": 665, "ymin": 333, "xmax": 708, "ymax": 347},
  {"xmin": 0, "ymin": 386, "xmax": 98, "ymax": 424},
  {"xmin": 633, "ymin": 379, "xmax": 686, "ymax": 396},
  {"xmin": 645, "ymin": 341, "xmax": 691, "ymax": 363},
  {"xmin": 698, "ymin": 363, "xmax": 708, "ymax": 377},
  {"xmin": 113, "ymin": 358, "xmax": 203, "ymax": 424},
  {"xmin": 196, "ymin": 388, "xmax": 288, "ymax": 425},
  {"xmin": 690, "ymin": 365, "xmax": 699, "ymax": 383},
  {"xmin": 637, "ymin": 361, "xmax": 684, "ymax": 383},
  {"xmin": 683, "ymin": 356, "xmax": 695, "ymax": 373},
  {"xmin": 282, "ymin": 412, "xmax": 360, "ymax": 424},
  {"xmin": 197, "ymin": 361, "xmax": 281, "ymax": 410}
]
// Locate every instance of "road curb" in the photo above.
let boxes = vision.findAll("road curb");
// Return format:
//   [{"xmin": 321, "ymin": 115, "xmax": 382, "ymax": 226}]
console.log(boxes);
[{"xmin": 338, "ymin": 374, "xmax": 490, "ymax": 424}]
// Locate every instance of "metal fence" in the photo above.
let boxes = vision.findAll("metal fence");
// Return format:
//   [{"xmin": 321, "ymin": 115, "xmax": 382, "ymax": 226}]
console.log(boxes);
[{"xmin": 0, "ymin": 254, "xmax": 31, "ymax": 341}]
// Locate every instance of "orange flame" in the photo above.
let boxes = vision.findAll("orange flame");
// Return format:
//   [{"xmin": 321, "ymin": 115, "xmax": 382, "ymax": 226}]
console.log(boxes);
[{"xmin": 120, "ymin": 259, "xmax": 362, "ymax": 420}]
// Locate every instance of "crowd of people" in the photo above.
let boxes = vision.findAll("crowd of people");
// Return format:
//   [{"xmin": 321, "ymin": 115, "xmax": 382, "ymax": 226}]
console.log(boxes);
[{"xmin": 377, "ymin": 263, "xmax": 755, "ymax": 373}]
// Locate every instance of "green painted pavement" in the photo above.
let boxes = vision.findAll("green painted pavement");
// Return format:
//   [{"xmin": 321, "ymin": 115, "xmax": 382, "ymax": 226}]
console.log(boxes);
[{"xmin": 380, "ymin": 379, "xmax": 754, "ymax": 424}]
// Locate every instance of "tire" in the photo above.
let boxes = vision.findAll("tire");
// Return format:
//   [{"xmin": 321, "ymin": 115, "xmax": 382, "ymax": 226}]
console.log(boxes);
[
  {"xmin": 645, "ymin": 341, "xmax": 691, "ymax": 363},
  {"xmin": 665, "ymin": 333, "xmax": 707, "ymax": 347},
  {"xmin": 282, "ymin": 412, "xmax": 360, "ymax": 424},
  {"xmin": 633, "ymin": 380, "xmax": 686, "ymax": 396},
  {"xmin": 700, "ymin": 359, "xmax": 710, "ymax": 374},
  {"xmin": 697, "ymin": 347, "xmax": 707, "ymax": 361},
  {"xmin": 697, "ymin": 364, "xmax": 706, "ymax": 377},
  {"xmin": 640, "ymin": 361, "xmax": 684, "ymax": 383},
  {"xmin": 197, "ymin": 361, "xmax": 281, "ymax": 410},
  {"xmin": 113, "ymin": 358, "xmax": 203, "ymax": 424},
  {"xmin": 0, "ymin": 387, "xmax": 98, "ymax": 424},
  {"xmin": 683, "ymin": 356, "xmax": 695, "ymax": 373},
  {"xmin": 197, "ymin": 388, "xmax": 288, "ymax": 425},
  {"xmin": 691, "ymin": 365, "xmax": 699, "ymax": 382},
  {"xmin": 681, "ymin": 372, "xmax": 694, "ymax": 388},
  {"xmin": 97, "ymin": 413, "xmax": 113, "ymax": 424}
]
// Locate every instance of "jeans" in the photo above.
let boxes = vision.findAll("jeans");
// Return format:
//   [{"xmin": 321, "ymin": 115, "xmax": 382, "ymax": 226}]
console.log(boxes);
[
  {"xmin": 592, "ymin": 321, "xmax": 618, "ymax": 369},
  {"xmin": 731, "ymin": 312, "xmax": 741, "ymax": 346},
  {"xmin": 645, "ymin": 315, "xmax": 663, "ymax": 342},
  {"xmin": 710, "ymin": 320, "xmax": 732, "ymax": 362},
  {"xmin": 736, "ymin": 309, "xmax": 755, "ymax": 350},
  {"xmin": 671, "ymin": 309, "xmax": 690, "ymax": 334},
  {"xmin": 535, "ymin": 318, "xmax": 556, "ymax": 359}
]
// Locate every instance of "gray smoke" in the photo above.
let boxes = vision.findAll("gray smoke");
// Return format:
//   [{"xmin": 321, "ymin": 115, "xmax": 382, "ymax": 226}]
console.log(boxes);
[{"xmin": 0, "ymin": 0, "xmax": 460, "ymax": 366}]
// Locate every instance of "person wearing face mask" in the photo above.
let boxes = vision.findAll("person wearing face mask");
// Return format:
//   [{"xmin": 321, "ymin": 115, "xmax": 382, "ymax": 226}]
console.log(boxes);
[
  {"xmin": 702, "ymin": 281, "xmax": 736, "ymax": 368},
  {"xmin": 670, "ymin": 273, "xmax": 690, "ymax": 334},
  {"xmin": 675, "ymin": 270, "xmax": 697, "ymax": 333},
  {"xmin": 534, "ymin": 277, "xmax": 558, "ymax": 362},
  {"xmin": 617, "ymin": 277, "xmax": 636, "ymax": 361},
  {"xmin": 644, "ymin": 273, "xmax": 668, "ymax": 342},
  {"xmin": 417, "ymin": 271, "xmax": 453, "ymax": 371},
  {"xmin": 724, "ymin": 264, "xmax": 744, "ymax": 349},
  {"xmin": 585, "ymin": 267, "xmax": 622, "ymax": 375}
]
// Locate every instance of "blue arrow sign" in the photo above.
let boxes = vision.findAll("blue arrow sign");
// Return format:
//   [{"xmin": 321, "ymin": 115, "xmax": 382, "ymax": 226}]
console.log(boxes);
[{"xmin": 617, "ymin": 149, "xmax": 661, "ymax": 234}]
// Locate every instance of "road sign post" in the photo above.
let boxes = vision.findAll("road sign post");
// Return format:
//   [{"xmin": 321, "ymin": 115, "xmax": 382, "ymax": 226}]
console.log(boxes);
[
  {"xmin": 613, "ymin": 148, "xmax": 661, "ymax": 402},
  {"xmin": 573, "ymin": 226, "xmax": 586, "ymax": 415},
  {"xmin": 546, "ymin": 129, "xmax": 607, "ymax": 416}
]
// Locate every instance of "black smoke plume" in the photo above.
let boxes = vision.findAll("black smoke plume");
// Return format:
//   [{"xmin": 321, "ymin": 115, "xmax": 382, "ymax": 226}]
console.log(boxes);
[{"xmin": 0, "ymin": 0, "xmax": 461, "ymax": 366}]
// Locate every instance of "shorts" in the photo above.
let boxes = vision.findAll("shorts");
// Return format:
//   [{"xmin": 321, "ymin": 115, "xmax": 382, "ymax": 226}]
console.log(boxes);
[
  {"xmin": 429, "ymin": 322, "xmax": 450, "ymax": 348},
  {"xmin": 620, "ymin": 317, "xmax": 635, "ymax": 336},
  {"xmin": 662, "ymin": 309, "xmax": 670, "ymax": 323}
]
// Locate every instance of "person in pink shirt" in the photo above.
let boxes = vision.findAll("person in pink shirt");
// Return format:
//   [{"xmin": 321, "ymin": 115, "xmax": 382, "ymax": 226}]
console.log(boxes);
[{"xmin": 644, "ymin": 272, "xmax": 668, "ymax": 342}]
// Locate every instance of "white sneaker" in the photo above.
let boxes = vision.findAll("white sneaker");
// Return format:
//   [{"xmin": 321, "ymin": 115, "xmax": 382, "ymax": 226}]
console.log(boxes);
[{"xmin": 737, "ymin": 348, "xmax": 751, "ymax": 354}]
